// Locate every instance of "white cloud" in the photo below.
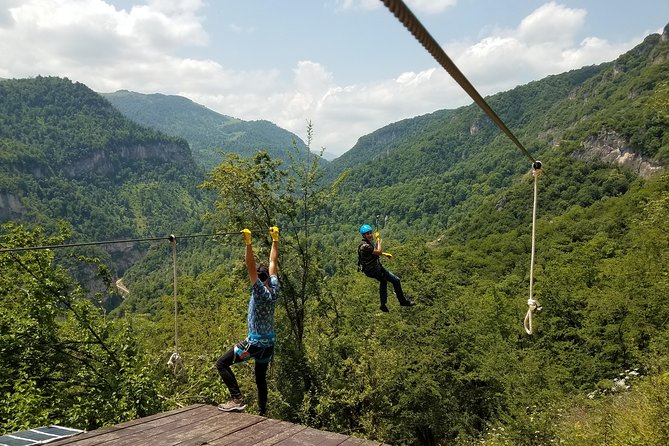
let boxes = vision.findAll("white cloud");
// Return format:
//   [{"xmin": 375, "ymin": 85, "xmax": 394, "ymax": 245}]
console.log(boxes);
[
  {"xmin": 146, "ymin": 0, "xmax": 203, "ymax": 15},
  {"xmin": 335, "ymin": 0, "xmax": 380, "ymax": 11},
  {"xmin": 0, "ymin": 0, "xmax": 213, "ymax": 85},
  {"xmin": 0, "ymin": 0, "xmax": 21, "ymax": 27},
  {"xmin": 515, "ymin": 1, "xmax": 585, "ymax": 45},
  {"xmin": 449, "ymin": 2, "xmax": 637, "ymax": 96},
  {"xmin": 407, "ymin": 0, "xmax": 457, "ymax": 14},
  {"xmin": 228, "ymin": 22, "xmax": 255, "ymax": 34},
  {"xmin": 122, "ymin": 4, "xmax": 208, "ymax": 48}
]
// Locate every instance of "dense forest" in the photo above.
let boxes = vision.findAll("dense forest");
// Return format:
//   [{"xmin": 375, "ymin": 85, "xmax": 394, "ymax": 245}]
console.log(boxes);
[
  {"xmin": 1, "ymin": 24, "xmax": 669, "ymax": 445},
  {"xmin": 0, "ymin": 76, "xmax": 211, "ymax": 301}
]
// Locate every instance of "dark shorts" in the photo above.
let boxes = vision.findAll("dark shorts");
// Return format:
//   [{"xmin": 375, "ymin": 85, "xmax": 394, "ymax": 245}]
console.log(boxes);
[{"xmin": 233, "ymin": 339, "xmax": 274, "ymax": 364}]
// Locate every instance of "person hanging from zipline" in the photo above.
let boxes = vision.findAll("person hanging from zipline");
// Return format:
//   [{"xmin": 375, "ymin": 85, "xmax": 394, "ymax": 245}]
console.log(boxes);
[
  {"xmin": 215, "ymin": 226, "xmax": 279, "ymax": 416},
  {"xmin": 357, "ymin": 224, "xmax": 414, "ymax": 312}
]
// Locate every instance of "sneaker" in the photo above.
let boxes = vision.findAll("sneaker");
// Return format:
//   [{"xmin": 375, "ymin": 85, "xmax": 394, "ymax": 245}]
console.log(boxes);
[
  {"xmin": 400, "ymin": 299, "xmax": 415, "ymax": 307},
  {"xmin": 217, "ymin": 398, "xmax": 246, "ymax": 412},
  {"xmin": 379, "ymin": 304, "xmax": 389, "ymax": 312}
]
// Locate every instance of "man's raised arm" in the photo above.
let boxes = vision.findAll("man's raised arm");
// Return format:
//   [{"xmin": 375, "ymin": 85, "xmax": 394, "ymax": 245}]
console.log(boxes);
[
  {"xmin": 269, "ymin": 226, "xmax": 279, "ymax": 276},
  {"xmin": 242, "ymin": 228, "xmax": 258, "ymax": 284}
]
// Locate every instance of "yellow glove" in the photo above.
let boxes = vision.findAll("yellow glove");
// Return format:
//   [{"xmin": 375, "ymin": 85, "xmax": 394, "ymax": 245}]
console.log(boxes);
[
  {"xmin": 241, "ymin": 228, "xmax": 252, "ymax": 245},
  {"xmin": 374, "ymin": 231, "xmax": 380, "ymax": 240},
  {"xmin": 381, "ymin": 252, "xmax": 393, "ymax": 259},
  {"xmin": 269, "ymin": 226, "xmax": 279, "ymax": 241}
]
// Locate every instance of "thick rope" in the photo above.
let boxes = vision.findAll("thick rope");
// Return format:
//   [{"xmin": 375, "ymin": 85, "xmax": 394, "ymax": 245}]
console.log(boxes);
[
  {"xmin": 381, "ymin": 0, "xmax": 536, "ymax": 163},
  {"xmin": 167, "ymin": 234, "xmax": 182, "ymax": 369},
  {"xmin": 524, "ymin": 162, "xmax": 543, "ymax": 334}
]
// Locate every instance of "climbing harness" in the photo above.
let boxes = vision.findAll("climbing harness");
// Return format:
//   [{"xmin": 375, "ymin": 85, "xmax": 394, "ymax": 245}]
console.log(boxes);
[
  {"xmin": 524, "ymin": 162, "xmax": 543, "ymax": 335},
  {"xmin": 167, "ymin": 234, "xmax": 182, "ymax": 370}
]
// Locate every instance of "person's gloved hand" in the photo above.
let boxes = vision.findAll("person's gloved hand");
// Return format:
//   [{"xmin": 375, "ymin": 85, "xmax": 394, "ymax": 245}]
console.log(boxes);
[
  {"xmin": 270, "ymin": 226, "xmax": 279, "ymax": 241},
  {"xmin": 241, "ymin": 228, "xmax": 252, "ymax": 245},
  {"xmin": 381, "ymin": 252, "xmax": 393, "ymax": 259},
  {"xmin": 374, "ymin": 231, "xmax": 381, "ymax": 240}
]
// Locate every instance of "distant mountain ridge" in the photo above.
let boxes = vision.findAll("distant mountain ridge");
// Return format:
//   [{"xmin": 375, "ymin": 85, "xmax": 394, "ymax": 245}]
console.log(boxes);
[
  {"xmin": 102, "ymin": 90, "xmax": 314, "ymax": 171},
  {"xmin": 326, "ymin": 25, "xmax": 669, "ymax": 186},
  {"xmin": 0, "ymin": 76, "xmax": 207, "ymax": 274}
]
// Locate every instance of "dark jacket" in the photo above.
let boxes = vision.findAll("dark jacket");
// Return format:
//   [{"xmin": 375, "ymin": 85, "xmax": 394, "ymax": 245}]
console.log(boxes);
[{"xmin": 358, "ymin": 239, "xmax": 381, "ymax": 276}]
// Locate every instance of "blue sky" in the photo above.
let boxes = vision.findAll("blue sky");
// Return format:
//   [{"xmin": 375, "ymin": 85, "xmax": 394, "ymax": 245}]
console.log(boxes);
[{"xmin": 1, "ymin": 1, "xmax": 667, "ymax": 159}]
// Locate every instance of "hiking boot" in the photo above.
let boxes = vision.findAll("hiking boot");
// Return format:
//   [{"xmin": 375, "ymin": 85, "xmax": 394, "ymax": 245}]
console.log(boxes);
[
  {"xmin": 400, "ymin": 299, "xmax": 415, "ymax": 307},
  {"xmin": 380, "ymin": 304, "xmax": 389, "ymax": 312},
  {"xmin": 217, "ymin": 397, "xmax": 246, "ymax": 412}
]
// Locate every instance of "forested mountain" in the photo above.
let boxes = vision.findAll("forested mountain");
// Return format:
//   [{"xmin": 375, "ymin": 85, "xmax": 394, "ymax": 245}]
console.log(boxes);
[
  {"xmin": 322, "ymin": 28, "xmax": 667, "ymax": 240},
  {"xmin": 102, "ymin": 90, "xmax": 313, "ymax": 171},
  {"xmin": 1, "ymin": 25, "xmax": 669, "ymax": 446},
  {"xmin": 0, "ymin": 76, "xmax": 208, "ymax": 286}
]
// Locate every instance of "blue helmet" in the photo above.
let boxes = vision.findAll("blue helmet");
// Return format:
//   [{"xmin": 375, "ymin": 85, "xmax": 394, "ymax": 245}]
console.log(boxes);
[{"xmin": 359, "ymin": 224, "xmax": 373, "ymax": 234}]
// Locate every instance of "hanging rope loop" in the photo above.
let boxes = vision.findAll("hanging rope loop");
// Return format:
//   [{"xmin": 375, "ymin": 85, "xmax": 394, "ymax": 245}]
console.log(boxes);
[
  {"xmin": 168, "ymin": 234, "xmax": 182, "ymax": 369},
  {"xmin": 167, "ymin": 351, "xmax": 181, "ymax": 367},
  {"xmin": 524, "ymin": 299, "xmax": 539, "ymax": 335},
  {"xmin": 524, "ymin": 163, "xmax": 543, "ymax": 335}
]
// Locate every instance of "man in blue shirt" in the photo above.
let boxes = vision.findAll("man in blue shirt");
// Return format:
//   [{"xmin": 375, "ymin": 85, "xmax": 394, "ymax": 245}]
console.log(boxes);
[{"xmin": 216, "ymin": 226, "xmax": 279, "ymax": 416}]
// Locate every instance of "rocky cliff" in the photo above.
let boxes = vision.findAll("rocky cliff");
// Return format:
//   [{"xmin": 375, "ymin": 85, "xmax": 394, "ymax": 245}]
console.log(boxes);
[
  {"xmin": 573, "ymin": 130, "xmax": 664, "ymax": 178},
  {"xmin": 61, "ymin": 141, "xmax": 195, "ymax": 178}
]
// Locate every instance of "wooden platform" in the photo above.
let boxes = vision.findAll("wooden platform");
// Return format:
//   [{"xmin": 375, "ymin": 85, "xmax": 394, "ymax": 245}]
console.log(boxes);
[{"xmin": 46, "ymin": 404, "xmax": 388, "ymax": 446}]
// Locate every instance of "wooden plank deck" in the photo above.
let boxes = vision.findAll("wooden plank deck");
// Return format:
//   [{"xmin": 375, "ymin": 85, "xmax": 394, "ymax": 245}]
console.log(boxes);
[{"xmin": 45, "ymin": 405, "xmax": 388, "ymax": 446}]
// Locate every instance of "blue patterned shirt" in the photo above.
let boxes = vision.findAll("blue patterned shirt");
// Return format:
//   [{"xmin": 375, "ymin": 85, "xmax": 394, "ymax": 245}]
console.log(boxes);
[{"xmin": 247, "ymin": 275, "xmax": 279, "ymax": 346}]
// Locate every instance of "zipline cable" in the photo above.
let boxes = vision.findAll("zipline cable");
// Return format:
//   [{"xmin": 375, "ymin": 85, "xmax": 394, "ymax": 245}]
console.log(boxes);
[
  {"xmin": 0, "ymin": 223, "xmax": 324, "ymax": 254},
  {"xmin": 0, "ymin": 234, "xmax": 173, "ymax": 253},
  {"xmin": 381, "ymin": 0, "xmax": 536, "ymax": 163}
]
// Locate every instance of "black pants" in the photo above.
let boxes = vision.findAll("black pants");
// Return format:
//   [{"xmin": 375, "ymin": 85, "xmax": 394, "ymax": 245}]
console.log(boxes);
[
  {"xmin": 215, "ymin": 342, "xmax": 273, "ymax": 415},
  {"xmin": 366, "ymin": 265, "xmax": 407, "ymax": 306}
]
